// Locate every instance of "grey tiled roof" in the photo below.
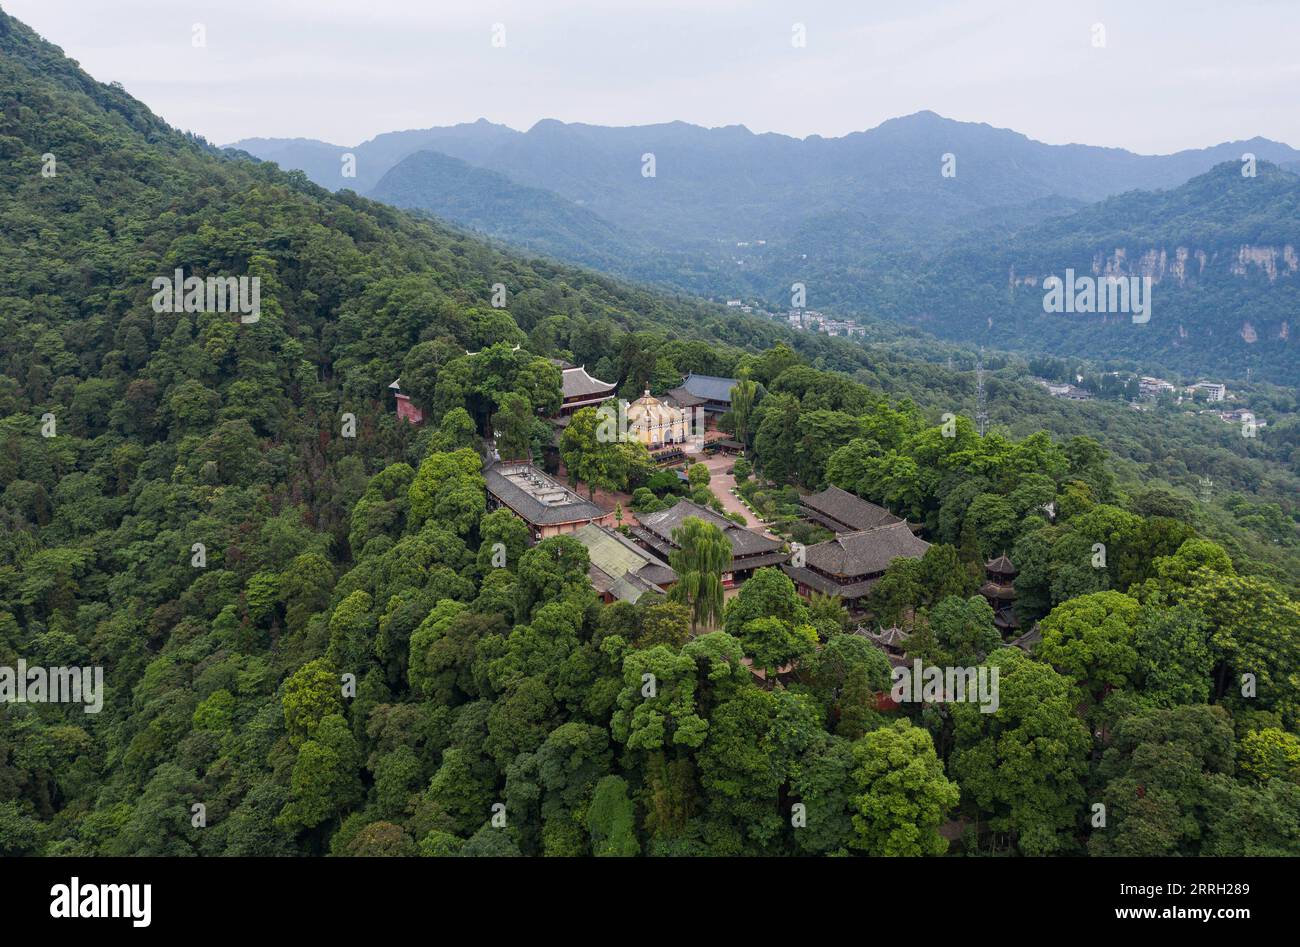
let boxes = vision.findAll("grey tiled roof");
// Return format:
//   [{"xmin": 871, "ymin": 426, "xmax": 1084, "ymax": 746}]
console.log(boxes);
[
  {"xmin": 486, "ymin": 465, "xmax": 605, "ymax": 526},
  {"xmin": 561, "ymin": 366, "xmax": 616, "ymax": 400},
  {"xmin": 804, "ymin": 522, "xmax": 930, "ymax": 577},
  {"xmin": 781, "ymin": 564, "xmax": 879, "ymax": 600},
  {"xmin": 573, "ymin": 522, "xmax": 676, "ymax": 604},
  {"xmin": 801, "ymin": 485, "xmax": 902, "ymax": 532},
  {"xmin": 733, "ymin": 550, "xmax": 795, "ymax": 570},
  {"xmin": 637, "ymin": 499, "xmax": 782, "ymax": 557},
  {"xmin": 1004, "ymin": 623, "xmax": 1041, "ymax": 652},
  {"xmin": 631, "ymin": 500, "xmax": 787, "ymax": 577},
  {"xmin": 980, "ymin": 580, "xmax": 1016, "ymax": 601},
  {"xmin": 589, "ymin": 563, "xmax": 668, "ymax": 603},
  {"xmin": 985, "ymin": 553, "xmax": 1017, "ymax": 576},
  {"xmin": 869, "ymin": 626, "xmax": 911, "ymax": 649},
  {"xmin": 638, "ymin": 564, "xmax": 678, "ymax": 586},
  {"xmin": 664, "ymin": 388, "xmax": 708, "ymax": 409},
  {"xmin": 678, "ymin": 373, "xmax": 739, "ymax": 404}
]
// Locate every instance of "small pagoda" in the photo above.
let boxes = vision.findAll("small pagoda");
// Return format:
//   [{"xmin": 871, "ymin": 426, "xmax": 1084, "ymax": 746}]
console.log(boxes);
[
  {"xmin": 853, "ymin": 624, "xmax": 911, "ymax": 670},
  {"xmin": 853, "ymin": 624, "xmax": 912, "ymax": 710},
  {"xmin": 980, "ymin": 553, "xmax": 1020, "ymax": 634}
]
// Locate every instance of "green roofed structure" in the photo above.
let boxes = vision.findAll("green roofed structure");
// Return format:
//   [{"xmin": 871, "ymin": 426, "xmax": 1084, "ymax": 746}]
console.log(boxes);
[{"xmin": 571, "ymin": 522, "xmax": 678, "ymax": 603}]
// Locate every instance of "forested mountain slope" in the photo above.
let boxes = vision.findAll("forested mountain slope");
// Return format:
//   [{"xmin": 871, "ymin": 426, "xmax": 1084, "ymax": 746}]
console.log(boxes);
[
  {"xmin": 0, "ymin": 8, "xmax": 783, "ymax": 854},
  {"xmin": 2, "ymin": 9, "xmax": 1298, "ymax": 859},
  {"xmin": 370, "ymin": 149, "xmax": 655, "ymax": 274}
]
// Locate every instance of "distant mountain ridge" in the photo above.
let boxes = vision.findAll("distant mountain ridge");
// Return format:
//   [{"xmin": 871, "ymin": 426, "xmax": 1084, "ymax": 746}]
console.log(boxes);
[
  {"xmin": 227, "ymin": 119, "xmax": 522, "ymax": 195},
  {"xmin": 230, "ymin": 114, "xmax": 1300, "ymax": 382},
  {"xmin": 228, "ymin": 112, "xmax": 1300, "ymax": 213}
]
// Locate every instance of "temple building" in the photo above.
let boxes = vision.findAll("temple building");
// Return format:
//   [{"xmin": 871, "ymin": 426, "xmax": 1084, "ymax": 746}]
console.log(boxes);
[
  {"xmin": 800, "ymin": 484, "xmax": 903, "ymax": 534},
  {"xmin": 852, "ymin": 625, "xmax": 912, "ymax": 708},
  {"xmin": 665, "ymin": 373, "xmax": 738, "ymax": 421},
  {"xmin": 782, "ymin": 522, "xmax": 930, "ymax": 612},
  {"xmin": 624, "ymin": 390, "xmax": 703, "ymax": 463},
  {"xmin": 980, "ymin": 553, "xmax": 1020, "ymax": 634},
  {"xmin": 571, "ymin": 523, "xmax": 677, "ymax": 604},
  {"xmin": 626, "ymin": 389, "xmax": 692, "ymax": 447},
  {"xmin": 387, "ymin": 378, "xmax": 424, "ymax": 425},
  {"xmin": 558, "ymin": 365, "xmax": 617, "ymax": 417},
  {"xmin": 629, "ymin": 499, "xmax": 789, "ymax": 590},
  {"xmin": 485, "ymin": 463, "xmax": 612, "ymax": 541},
  {"xmin": 861, "ymin": 625, "xmax": 912, "ymax": 669},
  {"xmin": 1004, "ymin": 624, "xmax": 1042, "ymax": 653}
]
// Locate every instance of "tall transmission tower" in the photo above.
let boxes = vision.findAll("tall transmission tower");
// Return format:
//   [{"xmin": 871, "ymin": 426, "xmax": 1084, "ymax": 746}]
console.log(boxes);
[{"xmin": 975, "ymin": 347, "xmax": 989, "ymax": 437}]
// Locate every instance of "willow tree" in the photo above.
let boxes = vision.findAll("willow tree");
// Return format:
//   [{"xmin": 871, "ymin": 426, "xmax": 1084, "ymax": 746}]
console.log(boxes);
[
  {"xmin": 729, "ymin": 377, "xmax": 759, "ymax": 449},
  {"xmin": 667, "ymin": 517, "xmax": 730, "ymax": 632}
]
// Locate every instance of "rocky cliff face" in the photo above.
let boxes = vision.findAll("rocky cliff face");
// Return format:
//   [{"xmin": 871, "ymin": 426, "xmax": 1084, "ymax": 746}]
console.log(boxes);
[
  {"xmin": 1229, "ymin": 244, "xmax": 1299, "ymax": 281},
  {"xmin": 1097, "ymin": 244, "xmax": 1298, "ymax": 284},
  {"xmin": 1090, "ymin": 247, "xmax": 1211, "ymax": 284},
  {"xmin": 1008, "ymin": 244, "xmax": 1298, "ymax": 287}
]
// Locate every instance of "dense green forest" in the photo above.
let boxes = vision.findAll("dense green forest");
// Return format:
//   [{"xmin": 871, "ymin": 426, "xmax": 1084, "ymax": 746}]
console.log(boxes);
[
  {"xmin": 1, "ymin": 8, "xmax": 1298, "ymax": 857},
  {"xmin": 368, "ymin": 150, "xmax": 657, "ymax": 274}
]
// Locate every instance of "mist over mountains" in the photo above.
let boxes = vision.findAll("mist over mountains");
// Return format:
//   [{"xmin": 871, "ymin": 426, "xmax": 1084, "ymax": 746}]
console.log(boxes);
[
  {"xmin": 229, "ymin": 111, "xmax": 1299, "ymax": 226},
  {"xmin": 230, "ymin": 116, "xmax": 1299, "ymax": 382}
]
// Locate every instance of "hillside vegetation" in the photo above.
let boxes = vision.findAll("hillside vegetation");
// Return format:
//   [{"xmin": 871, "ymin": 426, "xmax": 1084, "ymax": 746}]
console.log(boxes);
[{"xmin": 1, "ymin": 9, "xmax": 1297, "ymax": 858}]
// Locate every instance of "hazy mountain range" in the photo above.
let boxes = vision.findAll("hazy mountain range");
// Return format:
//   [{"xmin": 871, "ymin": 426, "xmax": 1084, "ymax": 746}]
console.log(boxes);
[{"xmin": 228, "ymin": 109, "xmax": 1300, "ymax": 384}]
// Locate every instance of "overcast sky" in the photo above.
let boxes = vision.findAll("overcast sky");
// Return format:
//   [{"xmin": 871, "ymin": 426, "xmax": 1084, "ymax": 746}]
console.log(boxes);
[{"xmin": 8, "ymin": 0, "xmax": 1299, "ymax": 152}]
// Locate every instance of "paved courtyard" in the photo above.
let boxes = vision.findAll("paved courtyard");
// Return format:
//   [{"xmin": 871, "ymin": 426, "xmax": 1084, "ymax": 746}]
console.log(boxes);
[{"xmin": 699, "ymin": 452, "xmax": 779, "ymax": 539}]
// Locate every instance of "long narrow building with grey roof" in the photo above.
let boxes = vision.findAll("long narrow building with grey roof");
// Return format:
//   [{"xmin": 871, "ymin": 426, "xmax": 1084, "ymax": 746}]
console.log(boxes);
[
  {"xmin": 485, "ymin": 463, "xmax": 612, "ymax": 541},
  {"xmin": 629, "ymin": 498, "xmax": 788, "ymax": 590}
]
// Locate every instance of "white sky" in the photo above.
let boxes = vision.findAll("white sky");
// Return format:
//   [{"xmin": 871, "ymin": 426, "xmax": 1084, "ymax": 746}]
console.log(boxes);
[{"xmin": 7, "ymin": 0, "xmax": 1298, "ymax": 152}]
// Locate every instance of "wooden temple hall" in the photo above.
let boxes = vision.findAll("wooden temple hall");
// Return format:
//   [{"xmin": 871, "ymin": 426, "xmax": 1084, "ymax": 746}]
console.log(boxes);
[
  {"xmin": 799, "ymin": 484, "xmax": 906, "ymax": 533},
  {"xmin": 629, "ymin": 499, "xmax": 789, "ymax": 590},
  {"xmin": 784, "ymin": 485, "xmax": 930, "ymax": 612}
]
